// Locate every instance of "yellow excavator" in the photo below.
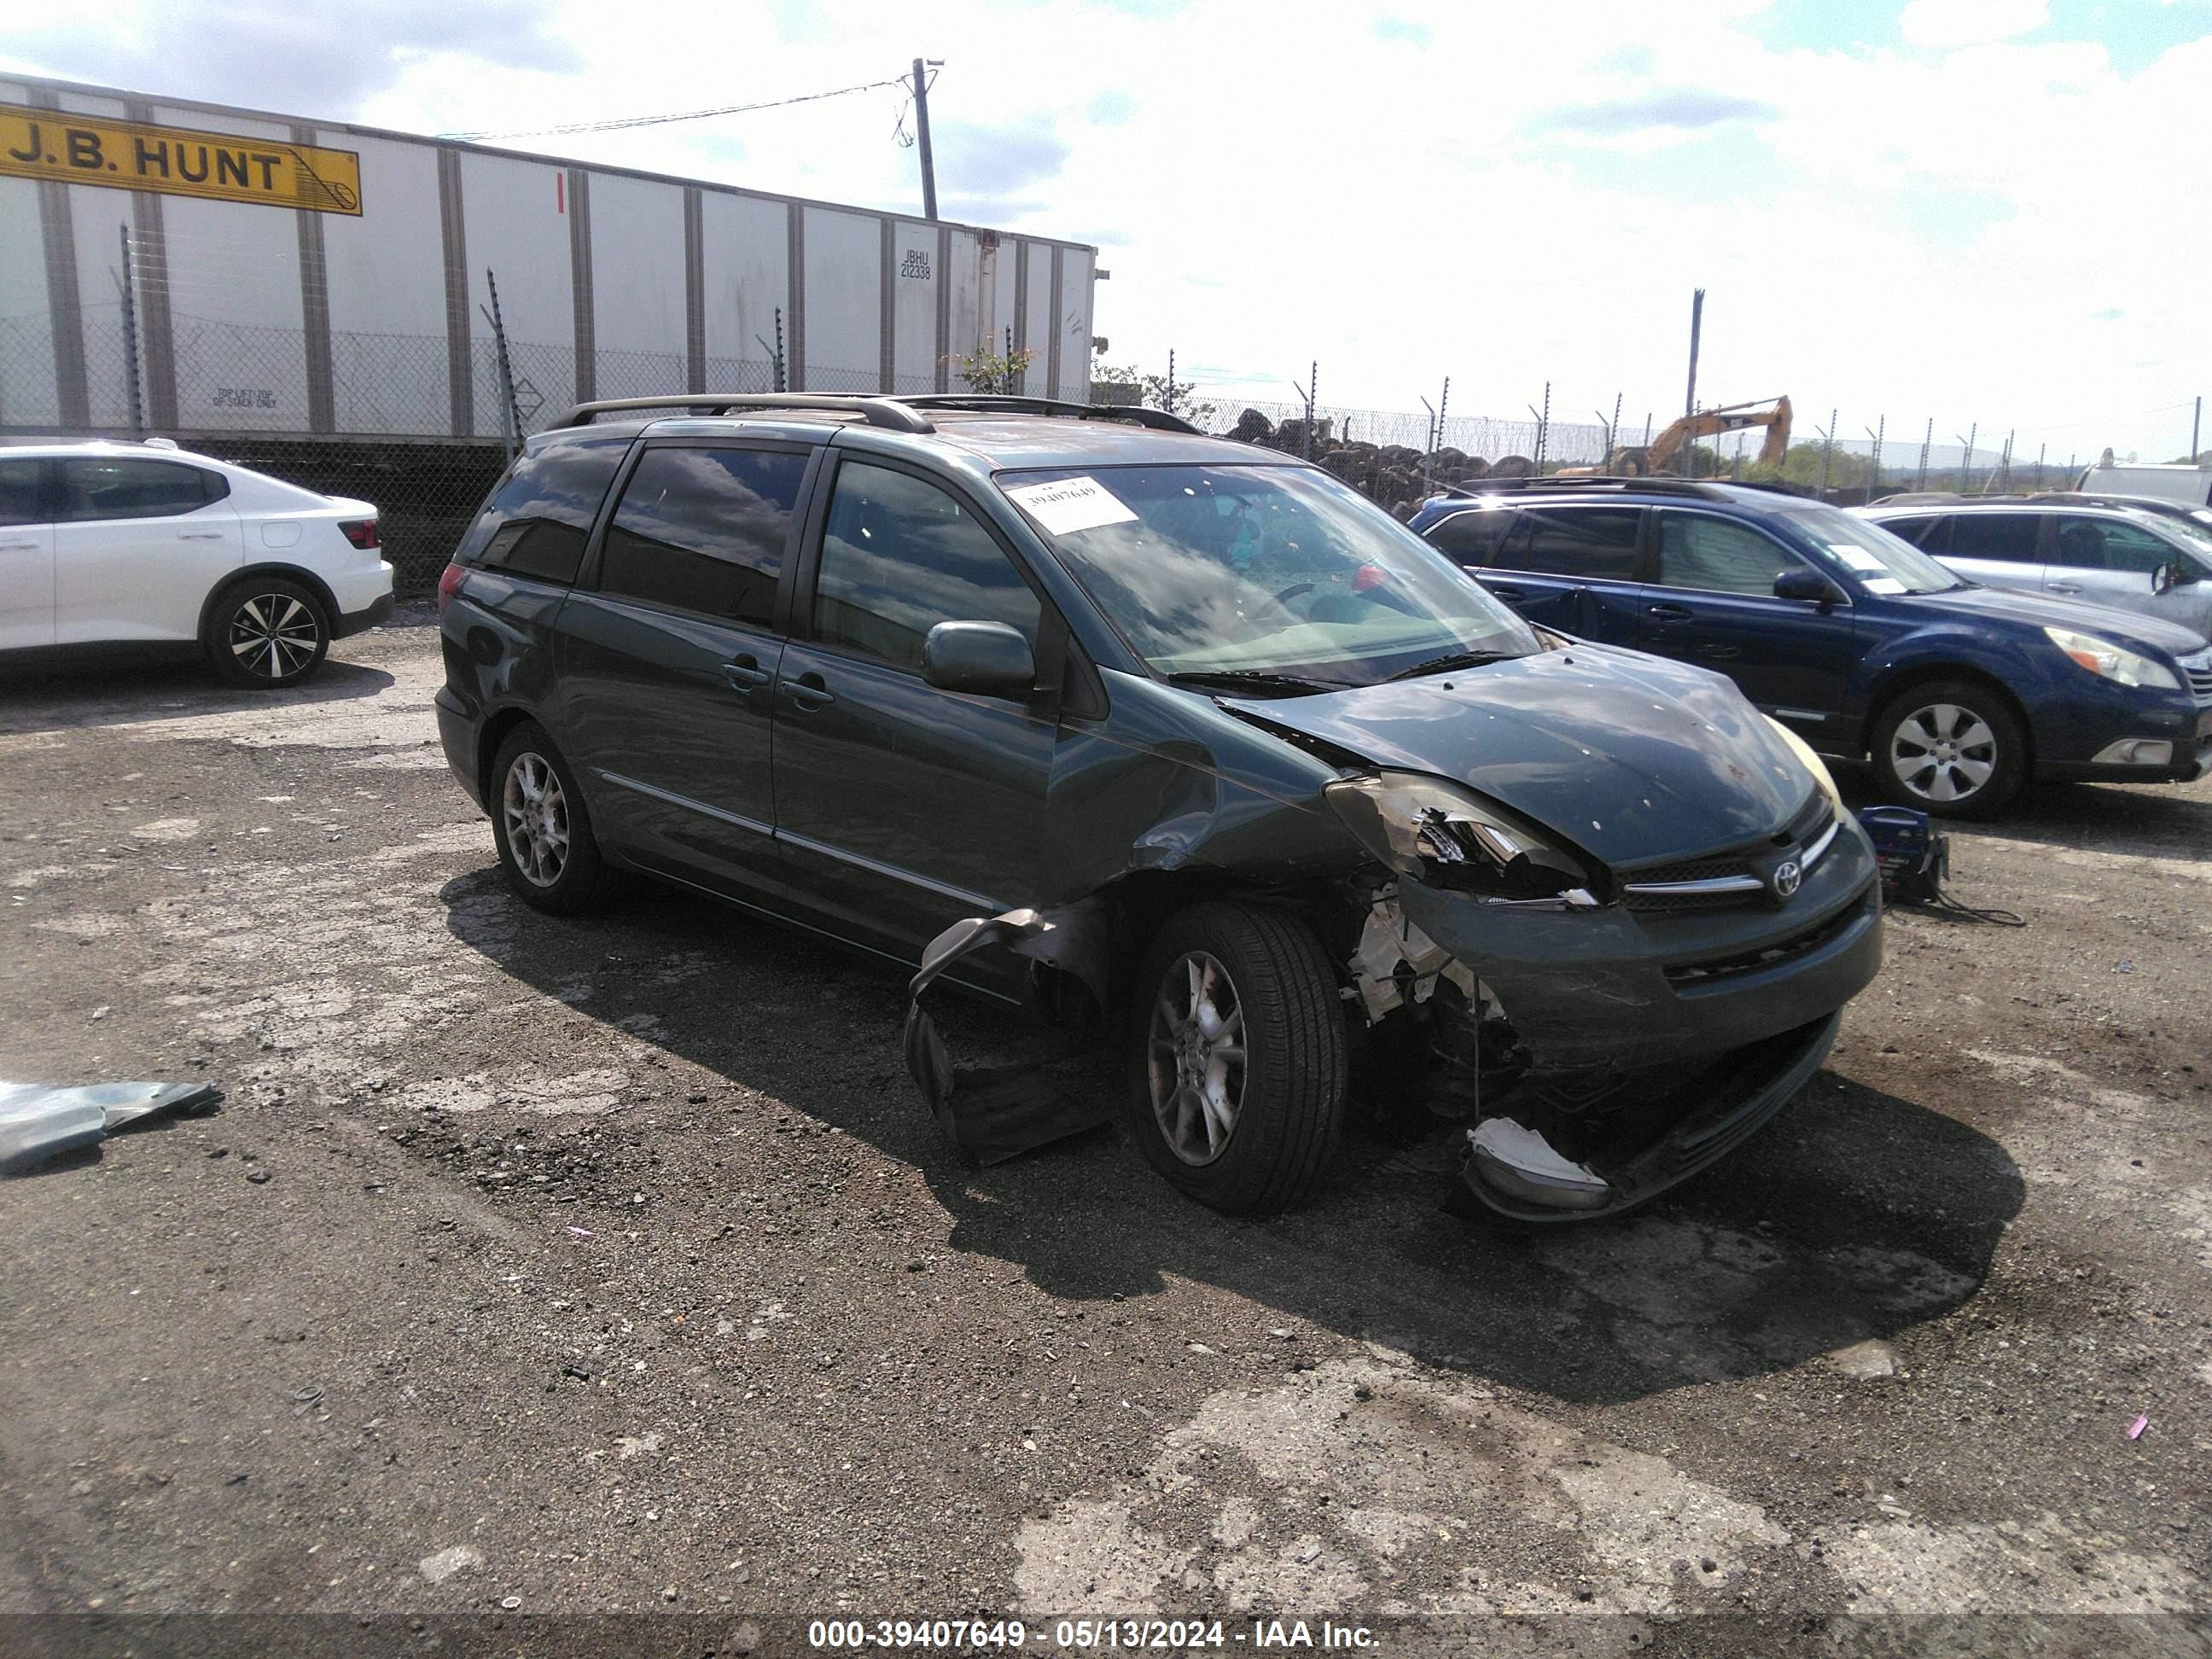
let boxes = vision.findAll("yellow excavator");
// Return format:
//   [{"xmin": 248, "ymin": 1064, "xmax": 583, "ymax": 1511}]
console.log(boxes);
[{"xmin": 1563, "ymin": 395, "xmax": 1792, "ymax": 477}]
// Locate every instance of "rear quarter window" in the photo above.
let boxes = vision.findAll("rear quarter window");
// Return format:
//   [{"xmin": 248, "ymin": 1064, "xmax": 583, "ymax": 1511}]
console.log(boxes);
[
  {"xmin": 59, "ymin": 457, "xmax": 227, "ymax": 520},
  {"xmin": 454, "ymin": 435, "xmax": 632, "ymax": 585}
]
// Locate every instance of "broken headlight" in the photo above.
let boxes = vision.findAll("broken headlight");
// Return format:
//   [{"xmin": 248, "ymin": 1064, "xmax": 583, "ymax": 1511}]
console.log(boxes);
[{"xmin": 1324, "ymin": 771, "xmax": 1601, "ymax": 905}]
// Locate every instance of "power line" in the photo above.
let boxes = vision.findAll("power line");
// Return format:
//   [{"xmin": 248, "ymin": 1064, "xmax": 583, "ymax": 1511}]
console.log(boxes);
[{"xmin": 443, "ymin": 74, "xmax": 915, "ymax": 142}]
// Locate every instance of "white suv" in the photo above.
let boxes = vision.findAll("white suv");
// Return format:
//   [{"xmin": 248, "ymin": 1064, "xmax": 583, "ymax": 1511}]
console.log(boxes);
[{"xmin": 0, "ymin": 439, "xmax": 394, "ymax": 686}]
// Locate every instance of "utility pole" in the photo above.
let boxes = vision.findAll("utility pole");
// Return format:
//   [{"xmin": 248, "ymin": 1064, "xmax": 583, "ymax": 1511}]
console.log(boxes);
[
  {"xmin": 911, "ymin": 58, "xmax": 938, "ymax": 220},
  {"xmin": 2193, "ymin": 395, "xmax": 2203, "ymax": 463},
  {"xmin": 1816, "ymin": 411, "xmax": 1836, "ymax": 498},
  {"xmin": 1917, "ymin": 417, "xmax": 1933, "ymax": 491},
  {"xmin": 1863, "ymin": 417, "xmax": 1884, "ymax": 505},
  {"xmin": 1683, "ymin": 288, "xmax": 1705, "ymax": 422}
]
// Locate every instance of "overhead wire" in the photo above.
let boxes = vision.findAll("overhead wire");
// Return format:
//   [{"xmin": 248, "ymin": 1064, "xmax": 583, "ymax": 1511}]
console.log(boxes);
[{"xmin": 443, "ymin": 73, "xmax": 917, "ymax": 142}]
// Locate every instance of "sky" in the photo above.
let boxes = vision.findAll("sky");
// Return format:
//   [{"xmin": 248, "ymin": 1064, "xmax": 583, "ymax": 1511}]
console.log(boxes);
[{"xmin": 4, "ymin": 0, "xmax": 2208, "ymax": 461}]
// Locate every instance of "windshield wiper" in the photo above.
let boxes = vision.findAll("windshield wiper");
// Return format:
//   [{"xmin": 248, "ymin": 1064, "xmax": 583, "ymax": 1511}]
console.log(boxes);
[
  {"xmin": 1384, "ymin": 649, "xmax": 1513, "ymax": 683},
  {"xmin": 1164, "ymin": 669, "xmax": 1343, "ymax": 696}
]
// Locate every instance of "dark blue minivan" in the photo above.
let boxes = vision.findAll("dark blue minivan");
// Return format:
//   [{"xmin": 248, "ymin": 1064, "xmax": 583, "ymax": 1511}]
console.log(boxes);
[{"xmin": 1412, "ymin": 478, "xmax": 2212, "ymax": 817}]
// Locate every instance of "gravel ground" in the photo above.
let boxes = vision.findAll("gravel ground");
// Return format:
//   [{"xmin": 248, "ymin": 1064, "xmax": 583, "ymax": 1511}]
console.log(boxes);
[{"xmin": 1, "ymin": 613, "xmax": 2207, "ymax": 1656}]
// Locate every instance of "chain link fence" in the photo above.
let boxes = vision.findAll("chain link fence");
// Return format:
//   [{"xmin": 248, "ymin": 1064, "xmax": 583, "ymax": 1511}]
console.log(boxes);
[{"xmin": 3, "ymin": 281, "xmax": 2107, "ymax": 590}]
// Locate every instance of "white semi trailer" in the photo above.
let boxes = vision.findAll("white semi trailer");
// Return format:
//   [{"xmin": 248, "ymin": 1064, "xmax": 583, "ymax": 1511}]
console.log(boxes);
[{"xmin": 0, "ymin": 74, "xmax": 1101, "ymax": 444}]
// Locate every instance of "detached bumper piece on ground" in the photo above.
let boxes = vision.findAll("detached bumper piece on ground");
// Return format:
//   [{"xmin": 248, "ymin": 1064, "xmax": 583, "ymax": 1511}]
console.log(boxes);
[
  {"xmin": 904, "ymin": 908, "xmax": 1115, "ymax": 1167},
  {"xmin": 0, "ymin": 1080, "xmax": 224, "ymax": 1173}
]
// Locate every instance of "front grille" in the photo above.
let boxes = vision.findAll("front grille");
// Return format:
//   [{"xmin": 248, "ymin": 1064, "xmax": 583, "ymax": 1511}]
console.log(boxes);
[
  {"xmin": 1663, "ymin": 894, "xmax": 1869, "ymax": 987},
  {"xmin": 1621, "ymin": 794, "xmax": 1836, "ymax": 915},
  {"xmin": 1627, "ymin": 852, "xmax": 1755, "ymax": 889},
  {"xmin": 2182, "ymin": 651, "xmax": 2212, "ymax": 701}
]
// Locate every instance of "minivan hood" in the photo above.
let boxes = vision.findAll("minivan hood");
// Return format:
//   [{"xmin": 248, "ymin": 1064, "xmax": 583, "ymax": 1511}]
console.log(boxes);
[
  {"xmin": 1918, "ymin": 584, "xmax": 2206, "ymax": 657},
  {"xmin": 1225, "ymin": 644, "xmax": 1815, "ymax": 869}
]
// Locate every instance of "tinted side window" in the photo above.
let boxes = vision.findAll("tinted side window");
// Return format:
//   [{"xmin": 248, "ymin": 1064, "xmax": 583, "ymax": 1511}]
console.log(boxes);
[
  {"xmin": 1875, "ymin": 515, "xmax": 1936, "ymax": 546},
  {"xmin": 1656, "ymin": 514, "xmax": 1799, "ymax": 596},
  {"xmin": 1946, "ymin": 514, "xmax": 2044, "ymax": 564},
  {"xmin": 1499, "ymin": 507, "xmax": 1641, "ymax": 579},
  {"xmin": 2051, "ymin": 517, "xmax": 2174, "ymax": 577},
  {"xmin": 60, "ymin": 458, "xmax": 216, "ymax": 521},
  {"xmin": 812, "ymin": 463, "xmax": 1039, "ymax": 672},
  {"xmin": 598, "ymin": 447, "xmax": 807, "ymax": 624},
  {"xmin": 1425, "ymin": 506, "xmax": 1513, "ymax": 565},
  {"xmin": 0, "ymin": 458, "xmax": 44, "ymax": 527},
  {"xmin": 455, "ymin": 434, "xmax": 630, "ymax": 585}
]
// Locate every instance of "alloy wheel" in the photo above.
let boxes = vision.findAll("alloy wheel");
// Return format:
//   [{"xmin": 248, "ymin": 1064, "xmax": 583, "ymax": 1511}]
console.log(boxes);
[
  {"xmin": 1146, "ymin": 951, "xmax": 1248, "ymax": 1167},
  {"xmin": 228, "ymin": 591, "xmax": 322, "ymax": 681},
  {"xmin": 1889, "ymin": 701, "xmax": 1998, "ymax": 805},
  {"xmin": 501, "ymin": 753, "xmax": 571, "ymax": 888}
]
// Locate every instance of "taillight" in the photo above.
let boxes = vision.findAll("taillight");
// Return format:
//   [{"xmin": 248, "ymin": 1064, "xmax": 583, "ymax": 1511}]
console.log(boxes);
[
  {"xmin": 339, "ymin": 518, "xmax": 381, "ymax": 550},
  {"xmin": 437, "ymin": 562, "xmax": 467, "ymax": 614}
]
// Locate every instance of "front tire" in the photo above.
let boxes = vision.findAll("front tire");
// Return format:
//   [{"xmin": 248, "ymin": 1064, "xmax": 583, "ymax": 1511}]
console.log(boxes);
[
  {"xmin": 489, "ymin": 723, "xmax": 620, "ymax": 914},
  {"xmin": 1126, "ymin": 902, "xmax": 1348, "ymax": 1215},
  {"xmin": 1871, "ymin": 680, "xmax": 2027, "ymax": 818},
  {"xmin": 205, "ymin": 577, "xmax": 329, "ymax": 688}
]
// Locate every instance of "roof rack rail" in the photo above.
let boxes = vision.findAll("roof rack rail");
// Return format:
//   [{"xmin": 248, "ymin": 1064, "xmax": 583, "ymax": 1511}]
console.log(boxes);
[
  {"xmin": 887, "ymin": 394, "xmax": 1204, "ymax": 434},
  {"xmin": 1983, "ymin": 490, "xmax": 2198, "ymax": 513},
  {"xmin": 1441, "ymin": 474, "xmax": 1734, "ymax": 501},
  {"xmin": 556, "ymin": 394, "xmax": 936, "ymax": 433}
]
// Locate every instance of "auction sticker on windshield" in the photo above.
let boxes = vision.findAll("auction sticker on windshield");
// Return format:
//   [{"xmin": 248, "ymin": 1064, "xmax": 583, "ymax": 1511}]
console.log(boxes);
[
  {"xmin": 1004, "ymin": 475, "xmax": 1140, "ymax": 536},
  {"xmin": 0, "ymin": 102, "xmax": 362, "ymax": 213}
]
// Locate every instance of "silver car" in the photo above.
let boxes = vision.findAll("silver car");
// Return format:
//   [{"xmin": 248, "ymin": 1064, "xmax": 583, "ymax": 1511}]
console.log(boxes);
[{"xmin": 1860, "ymin": 499, "xmax": 2212, "ymax": 644}]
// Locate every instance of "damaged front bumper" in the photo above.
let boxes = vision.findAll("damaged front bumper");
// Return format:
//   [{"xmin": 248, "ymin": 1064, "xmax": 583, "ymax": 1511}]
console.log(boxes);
[
  {"xmin": 1458, "ymin": 1012, "xmax": 1840, "ymax": 1221},
  {"xmin": 1366, "ymin": 830, "xmax": 1881, "ymax": 1222},
  {"xmin": 1397, "ymin": 828, "xmax": 1882, "ymax": 1074}
]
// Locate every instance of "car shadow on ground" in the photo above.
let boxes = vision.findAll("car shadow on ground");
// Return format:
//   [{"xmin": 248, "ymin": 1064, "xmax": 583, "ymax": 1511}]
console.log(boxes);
[
  {"xmin": 0, "ymin": 657, "xmax": 396, "ymax": 736},
  {"xmin": 439, "ymin": 870, "xmax": 2025, "ymax": 1409},
  {"xmin": 1830, "ymin": 760, "xmax": 2212, "ymax": 865}
]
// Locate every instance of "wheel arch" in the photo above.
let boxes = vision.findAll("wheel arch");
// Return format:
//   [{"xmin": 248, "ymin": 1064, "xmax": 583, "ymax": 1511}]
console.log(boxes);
[
  {"xmin": 196, "ymin": 562, "xmax": 342, "ymax": 645},
  {"xmin": 1861, "ymin": 661, "xmax": 2034, "ymax": 769},
  {"xmin": 1078, "ymin": 868, "xmax": 1356, "ymax": 1022},
  {"xmin": 476, "ymin": 705, "xmax": 549, "ymax": 811}
]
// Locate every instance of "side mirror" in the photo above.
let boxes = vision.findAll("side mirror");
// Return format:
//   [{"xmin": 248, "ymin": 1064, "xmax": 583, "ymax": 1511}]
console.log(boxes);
[
  {"xmin": 2157, "ymin": 560, "xmax": 2197, "ymax": 592},
  {"xmin": 1774, "ymin": 568, "xmax": 1843, "ymax": 608},
  {"xmin": 921, "ymin": 620, "xmax": 1036, "ymax": 697}
]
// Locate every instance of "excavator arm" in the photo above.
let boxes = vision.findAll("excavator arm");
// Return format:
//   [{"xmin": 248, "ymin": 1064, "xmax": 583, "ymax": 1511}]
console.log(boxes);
[{"xmin": 1642, "ymin": 397, "xmax": 1791, "ymax": 474}]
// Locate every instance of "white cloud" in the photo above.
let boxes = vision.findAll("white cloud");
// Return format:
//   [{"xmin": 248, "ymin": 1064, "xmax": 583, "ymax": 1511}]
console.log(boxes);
[
  {"xmin": 1899, "ymin": 0, "xmax": 2051, "ymax": 51},
  {"xmin": 1, "ymin": 0, "xmax": 2204, "ymax": 459}
]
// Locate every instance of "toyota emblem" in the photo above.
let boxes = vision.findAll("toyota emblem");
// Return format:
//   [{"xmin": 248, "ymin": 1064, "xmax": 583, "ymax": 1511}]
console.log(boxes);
[{"xmin": 1772, "ymin": 859, "xmax": 1802, "ymax": 899}]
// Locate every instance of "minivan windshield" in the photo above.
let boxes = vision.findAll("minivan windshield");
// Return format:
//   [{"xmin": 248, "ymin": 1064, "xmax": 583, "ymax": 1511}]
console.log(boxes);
[
  {"xmin": 998, "ymin": 464, "xmax": 1540, "ymax": 690},
  {"xmin": 1779, "ymin": 503, "xmax": 1963, "ymax": 595}
]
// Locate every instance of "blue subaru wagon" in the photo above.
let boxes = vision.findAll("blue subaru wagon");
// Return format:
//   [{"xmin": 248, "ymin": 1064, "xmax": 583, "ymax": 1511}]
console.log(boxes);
[{"xmin": 1412, "ymin": 477, "xmax": 2212, "ymax": 817}]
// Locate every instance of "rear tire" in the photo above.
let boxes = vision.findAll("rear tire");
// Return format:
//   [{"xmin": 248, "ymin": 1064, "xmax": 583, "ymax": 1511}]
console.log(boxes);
[
  {"xmin": 489, "ymin": 722, "xmax": 621, "ymax": 914},
  {"xmin": 1126, "ymin": 901, "xmax": 1348, "ymax": 1215},
  {"xmin": 204, "ymin": 577, "xmax": 329, "ymax": 688},
  {"xmin": 1871, "ymin": 679, "xmax": 2027, "ymax": 819}
]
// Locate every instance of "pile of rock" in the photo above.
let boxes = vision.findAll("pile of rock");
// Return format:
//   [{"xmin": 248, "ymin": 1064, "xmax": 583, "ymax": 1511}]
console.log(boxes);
[{"xmin": 1217, "ymin": 409, "xmax": 1534, "ymax": 518}]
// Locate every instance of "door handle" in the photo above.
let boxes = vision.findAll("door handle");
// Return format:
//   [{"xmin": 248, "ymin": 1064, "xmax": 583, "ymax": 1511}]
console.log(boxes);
[
  {"xmin": 1695, "ymin": 644, "xmax": 1741, "ymax": 660},
  {"xmin": 178, "ymin": 531, "xmax": 225, "ymax": 540},
  {"xmin": 1645, "ymin": 603, "xmax": 1694, "ymax": 621},
  {"xmin": 783, "ymin": 671, "xmax": 835, "ymax": 711},
  {"xmin": 723, "ymin": 655, "xmax": 772, "ymax": 690},
  {"xmin": 1486, "ymin": 584, "xmax": 1528, "ymax": 602},
  {"xmin": 2046, "ymin": 581, "xmax": 2081, "ymax": 595},
  {"xmin": 0, "ymin": 539, "xmax": 39, "ymax": 550}
]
